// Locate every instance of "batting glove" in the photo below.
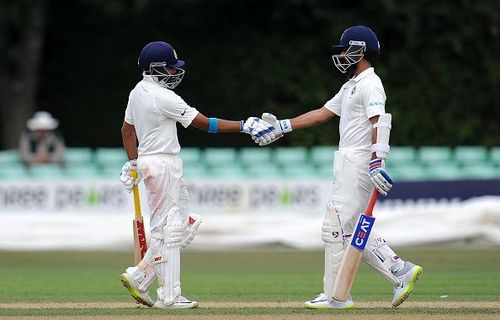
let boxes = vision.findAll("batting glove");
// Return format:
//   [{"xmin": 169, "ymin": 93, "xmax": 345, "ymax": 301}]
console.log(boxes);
[
  {"xmin": 369, "ymin": 158, "xmax": 394, "ymax": 196},
  {"xmin": 119, "ymin": 160, "xmax": 139, "ymax": 193},
  {"xmin": 241, "ymin": 117, "xmax": 276, "ymax": 144},
  {"xmin": 256, "ymin": 113, "xmax": 292, "ymax": 146},
  {"xmin": 180, "ymin": 214, "xmax": 203, "ymax": 248}
]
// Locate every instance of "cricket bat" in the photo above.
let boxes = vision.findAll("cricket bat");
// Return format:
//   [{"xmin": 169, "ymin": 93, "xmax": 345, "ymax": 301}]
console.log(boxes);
[
  {"xmin": 130, "ymin": 170, "xmax": 147, "ymax": 265},
  {"xmin": 331, "ymin": 190, "xmax": 379, "ymax": 301}
]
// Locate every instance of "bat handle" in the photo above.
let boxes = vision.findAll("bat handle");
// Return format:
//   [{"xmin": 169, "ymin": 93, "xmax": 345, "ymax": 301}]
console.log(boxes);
[
  {"xmin": 365, "ymin": 191, "xmax": 378, "ymax": 216},
  {"xmin": 129, "ymin": 170, "xmax": 138, "ymax": 180},
  {"xmin": 130, "ymin": 170, "xmax": 142, "ymax": 218}
]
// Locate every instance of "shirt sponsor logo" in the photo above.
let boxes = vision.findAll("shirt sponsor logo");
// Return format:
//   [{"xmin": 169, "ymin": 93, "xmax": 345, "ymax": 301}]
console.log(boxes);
[{"xmin": 181, "ymin": 108, "xmax": 187, "ymax": 116}]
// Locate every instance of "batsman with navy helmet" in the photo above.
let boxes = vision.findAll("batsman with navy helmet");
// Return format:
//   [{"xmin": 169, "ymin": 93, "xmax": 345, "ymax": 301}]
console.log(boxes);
[
  {"xmin": 118, "ymin": 41, "xmax": 275, "ymax": 309},
  {"xmin": 254, "ymin": 26, "xmax": 423, "ymax": 309}
]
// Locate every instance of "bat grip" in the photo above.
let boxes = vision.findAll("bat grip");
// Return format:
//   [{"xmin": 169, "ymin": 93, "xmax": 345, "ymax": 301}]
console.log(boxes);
[
  {"xmin": 365, "ymin": 191, "xmax": 378, "ymax": 216},
  {"xmin": 130, "ymin": 170, "xmax": 142, "ymax": 218}
]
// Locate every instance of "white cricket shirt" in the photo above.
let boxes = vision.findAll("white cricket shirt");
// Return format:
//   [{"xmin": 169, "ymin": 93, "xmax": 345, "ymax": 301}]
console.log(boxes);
[
  {"xmin": 124, "ymin": 74, "xmax": 198, "ymax": 155},
  {"xmin": 324, "ymin": 67, "xmax": 386, "ymax": 151}
]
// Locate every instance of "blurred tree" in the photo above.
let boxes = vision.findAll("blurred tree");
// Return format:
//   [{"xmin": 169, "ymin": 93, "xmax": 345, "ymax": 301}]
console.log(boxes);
[{"xmin": 0, "ymin": 0, "xmax": 46, "ymax": 149}]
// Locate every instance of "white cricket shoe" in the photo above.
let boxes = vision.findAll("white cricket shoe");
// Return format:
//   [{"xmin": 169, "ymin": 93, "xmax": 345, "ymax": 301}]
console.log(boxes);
[
  {"xmin": 304, "ymin": 292, "xmax": 354, "ymax": 309},
  {"xmin": 120, "ymin": 273, "xmax": 154, "ymax": 307},
  {"xmin": 153, "ymin": 296, "xmax": 198, "ymax": 309},
  {"xmin": 392, "ymin": 261, "xmax": 423, "ymax": 307}
]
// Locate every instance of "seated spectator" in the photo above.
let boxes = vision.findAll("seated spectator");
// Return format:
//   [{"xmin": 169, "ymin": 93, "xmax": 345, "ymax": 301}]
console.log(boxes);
[{"xmin": 19, "ymin": 111, "xmax": 65, "ymax": 167}]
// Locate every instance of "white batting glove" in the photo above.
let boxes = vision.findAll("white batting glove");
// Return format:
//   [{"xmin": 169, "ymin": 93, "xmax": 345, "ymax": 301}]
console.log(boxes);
[
  {"xmin": 241, "ymin": 117, "xmax": 276, "ymax": 144},
  {"xmin": 240, "ymin": 117, "xmax": 259, "ymax": 134},
  {"xmin": 369, "ymin": 158, "xmax": 394, "ymax": 196},
  {"xmin": 180, "ymin": 214, "xmax": 203, "ymax": 248},
  {"xmin": 256, "ymin": 113, "xmax": 292, "ymax": 146},
  {"xmin": 119, "ymin": 160, "xmax": 139, "ymax": 193}
]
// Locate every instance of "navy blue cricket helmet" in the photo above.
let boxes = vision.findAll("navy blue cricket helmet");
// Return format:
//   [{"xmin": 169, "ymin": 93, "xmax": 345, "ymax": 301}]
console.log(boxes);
[
  {"xmin": 332, "ymin": 26, "xmax": 380, "ymax": 74},
  {"xmin": 138, "ymin": 41, "xmax": 185, "ymax": 70},
  {"xmin": 138, "ymin": 41, "xmax": 185, "ymax": 89}
]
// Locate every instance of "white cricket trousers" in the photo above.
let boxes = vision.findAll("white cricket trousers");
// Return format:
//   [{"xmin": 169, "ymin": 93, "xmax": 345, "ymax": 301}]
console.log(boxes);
[
  {"xmin": 137, "ymin": 153, "xmax": 189, "ymax": 234},
  {"xmin": 329, "ymin": 149, "xmax": 402, "ymax": 286}
]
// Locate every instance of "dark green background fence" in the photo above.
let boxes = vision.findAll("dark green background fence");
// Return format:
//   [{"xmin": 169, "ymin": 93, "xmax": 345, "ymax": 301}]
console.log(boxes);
[{"xmin": 1, "ymin": 0, "xmax": 499, "ymax": 148}]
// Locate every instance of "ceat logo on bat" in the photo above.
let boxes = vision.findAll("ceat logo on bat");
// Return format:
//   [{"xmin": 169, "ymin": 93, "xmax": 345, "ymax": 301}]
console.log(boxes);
[{"xmin": 351, "ymin": 214, "xmax": 376, "ymax": 251}]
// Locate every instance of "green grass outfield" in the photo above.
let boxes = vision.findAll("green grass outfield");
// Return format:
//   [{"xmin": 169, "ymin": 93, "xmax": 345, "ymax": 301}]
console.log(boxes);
[{"xmin": 0, "ymin": 247, "xmax": 499, "ymax": 318}]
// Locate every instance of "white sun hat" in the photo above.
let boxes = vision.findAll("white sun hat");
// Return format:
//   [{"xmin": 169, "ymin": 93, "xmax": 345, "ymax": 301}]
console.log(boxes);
[{"xmin": 27, "ymin": 111, "xmax": 59, "ymax": 131}]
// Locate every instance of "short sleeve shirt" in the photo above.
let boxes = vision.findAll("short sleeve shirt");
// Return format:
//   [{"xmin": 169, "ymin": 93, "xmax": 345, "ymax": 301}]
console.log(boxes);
[
  {"xmin": 125, "ymin": 75, "xmax": 198, "ymax": 155},
  {"xmin": 324, "ymin": 67, "xmax": 386, "ymax": 151}
]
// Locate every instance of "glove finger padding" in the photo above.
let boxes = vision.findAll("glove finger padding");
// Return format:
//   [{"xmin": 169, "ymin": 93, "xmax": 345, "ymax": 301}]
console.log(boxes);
[
  {"xmin": 181, "ymin": 214, "xmax": 203, "ymax": 248},
  {"xmin": 379, "ymin": 170, "xmax": 394, "ymax": 185},
  {"xmin": 261, "ymin": 113, "xmax": 281, "ymax": 134},
  {"xmin": 254, "ymin": 122, "xmax": 275, "ymax": 137},
  {"xmin": 258, "ymin": 136, "xmax": 277, "ymax": 146},
  {"xmin": 120, "ymin": 160, "xmax": 139, "ymax": 193},
  {"xmin": 262, "ymin": 112, "xmax": 278, "ymax": 124},
  {"xmin": 378, "ymin": 172, "xmax": 392, "ymax": 188},
  {"xmin": 369, "ymin": 158, "xmax": 393, "ymax": 196},
  {"xmin": 251, "ymin": 122, "xmax": 276, "ymax": 144},
  {"xmin": 242, "ymin": 117, "xmax": 261, "ymax": 135},
  {"xmin": 370, "ymin": 177, "xmax": 388, "ymax": 196},
  {"xmin": 259, "ymin": 112, "xmax": 289, "ymax": 146},
  {"xmin": 373, "ymin": 174, "xmax": 391, "ymax": 192}
]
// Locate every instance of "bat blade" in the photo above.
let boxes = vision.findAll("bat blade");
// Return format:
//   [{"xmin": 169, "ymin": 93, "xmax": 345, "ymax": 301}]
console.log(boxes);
[
  {"xmin": 331, "ymin": 191, "xmax": 378, "ymax": 301},
  {"xmin": 332, "ymin": 245, "xmax": 363, "ymax": 301},
  {"xmin": 130, "ymin": 170, "xmax": 147, "ymax": 265}
]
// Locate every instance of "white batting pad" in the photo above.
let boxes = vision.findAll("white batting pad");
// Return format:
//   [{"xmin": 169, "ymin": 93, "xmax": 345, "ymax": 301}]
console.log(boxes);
[
  {"xmin": 155, "ymin": 206, "xmax": 184, "ymax": 304},
  {"xmin": 163, "ymin": 246, "xmax": 181, "ymax": 304},
  {"xmin": 361, "ymin": 234, "xmax": 402, "ymax": 286},
  {"xmin": 321, "ymin": 202, "xmax": 346, "ymax": 298}
]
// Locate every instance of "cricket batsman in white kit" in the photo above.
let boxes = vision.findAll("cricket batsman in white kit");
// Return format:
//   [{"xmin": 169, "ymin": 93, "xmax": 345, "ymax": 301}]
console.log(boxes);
[
  {"xmin": 118, "ymin": 41, "xmax": 275, "ymax": 309},
  {"xmin": 254, "ymin": 26, "xmax": 423, "ymax": 309}
]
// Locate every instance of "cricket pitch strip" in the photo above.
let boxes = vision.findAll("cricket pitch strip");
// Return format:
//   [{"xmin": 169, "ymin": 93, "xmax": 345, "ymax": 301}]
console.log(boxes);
[{"xmin": 0, "ymin": 301, "xmax": 499, "ymax": 320}]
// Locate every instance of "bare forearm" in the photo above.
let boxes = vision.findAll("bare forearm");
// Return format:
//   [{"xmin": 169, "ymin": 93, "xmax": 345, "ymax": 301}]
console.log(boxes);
[
  {"xmin": 290, "ymin": 107, "xmax": 335, "ymax": 130},
  {"xmin": 191, "ymin": 113, "xmax": 241, "ymax": 133},
  {"xmin": 121, "ymin": 122, "xmax": 138, "ymax": 160},
  {"xmin": 215, "ymin": 119, "xmax": 241, "ymax": 132},
  {"xmin": 370, "ymin": 116, "xmax": 379, "ymax": 160},
  {"xmin": 123, "ymin": 136, "xmax": 138, "ymax": 160}
]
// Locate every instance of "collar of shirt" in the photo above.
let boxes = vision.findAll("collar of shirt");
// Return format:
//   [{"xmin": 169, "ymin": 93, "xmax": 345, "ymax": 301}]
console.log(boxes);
[
  {"xmin": 142, "ymin": 73, "xmax": 161, "ymax": 86},
  {"xmin": 351, "ymin": 67, "xmax": 375, "ymax": 83}
]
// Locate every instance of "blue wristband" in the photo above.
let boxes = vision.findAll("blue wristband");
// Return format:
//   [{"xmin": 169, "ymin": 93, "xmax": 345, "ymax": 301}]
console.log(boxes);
[{"xmin": 208, "ymin": 117, "xmax": 218, "ymax": 133}]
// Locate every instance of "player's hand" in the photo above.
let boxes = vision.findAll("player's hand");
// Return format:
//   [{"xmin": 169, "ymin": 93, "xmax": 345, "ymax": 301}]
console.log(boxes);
[
  {"xmin": 120, "ymin": 160, "xmax": 139, "ymax": 193},
  {"xmin": 180, "ymin": 214, "xmax": 203, "ymax": 248},
  {"xmin": 241, "ymin": 117, "xmax": 276, "ymax": 144},
  {"xmin": 255, "ymin": 113, "xmax": 292, "ymax": 146},
  {"xmin": 240, "ymin": 117, "xmax": 259, "ymax": 134},
  {"xmin": 369, "ymin": 158, "xmax": 393, "ymax": 196}
]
